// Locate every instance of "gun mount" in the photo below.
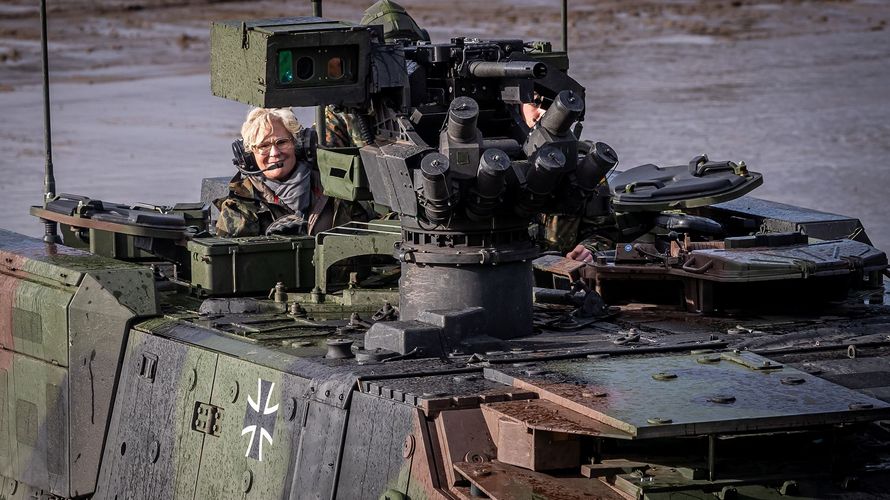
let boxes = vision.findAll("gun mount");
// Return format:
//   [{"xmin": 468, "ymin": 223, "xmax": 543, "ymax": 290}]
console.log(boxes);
[{"xmin": 210, "ymin": 17, "xmax": 627, "ymax": 348}]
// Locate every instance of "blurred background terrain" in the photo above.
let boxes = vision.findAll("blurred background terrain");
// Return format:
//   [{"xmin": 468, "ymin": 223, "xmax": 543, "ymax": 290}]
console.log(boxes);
[{"xmin": 1, "ymin": 0, "xmax": 888, "ymax": 249}]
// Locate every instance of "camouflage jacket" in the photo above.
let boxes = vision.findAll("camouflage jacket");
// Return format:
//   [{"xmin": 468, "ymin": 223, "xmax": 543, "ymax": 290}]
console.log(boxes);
[
  {"xmin": 213, "ymin": 169, "xmax": 370, "ymax": 238},
  {"xmin": 324, "ymin": 106, "xmax": 368, "ymax": 148},
  {"xmin": 536, "ymin": 184, "xmax": 619, "ymax": 254},
  {"xmin": 537, "ymin": 213, "xmax": 618, "ymax": 254}
]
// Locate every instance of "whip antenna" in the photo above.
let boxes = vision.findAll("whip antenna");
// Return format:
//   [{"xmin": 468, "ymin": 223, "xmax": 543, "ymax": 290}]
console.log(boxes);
[{"xmin": 39, "ymin": 0, "xmax": 59, "ymax": 243}]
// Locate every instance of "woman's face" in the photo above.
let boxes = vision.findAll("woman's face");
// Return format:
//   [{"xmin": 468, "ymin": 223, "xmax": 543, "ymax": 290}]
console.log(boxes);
[{"xmin": 252, "ymin": 119, "xmax": 296, "ymax": 181}]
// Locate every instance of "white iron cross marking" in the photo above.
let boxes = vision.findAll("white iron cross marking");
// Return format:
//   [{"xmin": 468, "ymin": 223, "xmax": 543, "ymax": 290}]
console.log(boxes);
[{"xmin": 241, "ymin": 378, "xmax": 279, "ymax": 461}]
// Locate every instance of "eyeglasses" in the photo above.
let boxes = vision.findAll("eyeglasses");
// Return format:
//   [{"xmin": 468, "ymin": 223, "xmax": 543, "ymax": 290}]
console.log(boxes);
[{"xmin": 252, "ymin": 137, "xmax": 294, "ymax": 156}]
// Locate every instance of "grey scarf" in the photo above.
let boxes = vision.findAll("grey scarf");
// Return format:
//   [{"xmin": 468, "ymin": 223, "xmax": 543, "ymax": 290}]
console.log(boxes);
[{"xmin": 263, "ymin": 161, "xmax": 312, "ymax": 216}]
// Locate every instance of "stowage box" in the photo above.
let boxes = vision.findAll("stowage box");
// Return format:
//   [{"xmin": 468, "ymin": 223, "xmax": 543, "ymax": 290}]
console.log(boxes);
[
  {"xmin": 317, "ymin": 146, "xmax": 373, "ymax": 201},
  {"xmin": 187, "ymin": 235, "xmax": 316, "ymax": 295}
]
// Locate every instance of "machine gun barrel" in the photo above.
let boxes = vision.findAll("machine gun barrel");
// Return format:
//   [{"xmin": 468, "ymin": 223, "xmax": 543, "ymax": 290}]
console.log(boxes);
[{"xmin": 466, "ymin": 60, "xmax": 547, "ymax": 79}]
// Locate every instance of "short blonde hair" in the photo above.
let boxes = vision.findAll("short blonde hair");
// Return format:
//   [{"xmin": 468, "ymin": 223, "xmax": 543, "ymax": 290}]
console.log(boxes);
[{"xmin": 241, "ymin": 107, "xmax": 302, "ymax": 151}]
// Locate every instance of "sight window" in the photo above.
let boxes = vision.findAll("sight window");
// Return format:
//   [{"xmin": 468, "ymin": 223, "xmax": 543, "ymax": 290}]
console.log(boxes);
[
  {"xmin": 278, "ymin": 51, "xmax": 294, "ymax": 84},
  {"xmin": 327, "ymin": 57, "xmax": 344, "ymax": 80},
  {"xmin": 296, "ymin": 57, "xmax": 314, "ymax": 81}
]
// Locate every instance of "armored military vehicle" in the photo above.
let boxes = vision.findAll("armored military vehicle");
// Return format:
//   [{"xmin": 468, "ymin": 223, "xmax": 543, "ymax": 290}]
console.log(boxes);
[{"xmin": 2, "ymin": 3, "xmax": 890, "ymax": 499}]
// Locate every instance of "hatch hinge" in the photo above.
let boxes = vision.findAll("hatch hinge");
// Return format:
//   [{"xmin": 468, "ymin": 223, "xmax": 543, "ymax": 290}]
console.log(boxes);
[{"xmin": 192, "ymin": 401, "xmax": 224, "ymax": 437}]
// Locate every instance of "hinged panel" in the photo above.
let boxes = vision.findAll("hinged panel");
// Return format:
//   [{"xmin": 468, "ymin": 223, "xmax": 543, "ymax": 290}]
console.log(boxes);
[
  {"xmin": 336, "ymin": 392, "xmax": 417, "ymax": 499},
  {"xmin": 192, "ymin": 402, "xmax": 225, "ymax": 437},
  {"xmin": 489, "ymin": 353, "xmax": 890, "ymax": 439},
  {"xmin": 292, "ymin": 401, "xmax": 348, "ymax": 500},
  {"xmin": 6, "ymin": 354, "xmax": 69, "ymax": 496},
  {"xmin": 95, "ymin": 330, "xmax": 217, "ymax": 500},
  {"xmin": 193, "ymin": 356, "xmax": 309, "ymax": 499},
  {"xmin": 6, "ymin": 278, "xmax": 72, "ymax": 367}
]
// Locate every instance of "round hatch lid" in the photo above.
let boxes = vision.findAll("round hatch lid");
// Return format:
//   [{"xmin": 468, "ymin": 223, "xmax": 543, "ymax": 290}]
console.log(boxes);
[{"xmin": 610, "ymin": 155, "xmax": 763, "ymax": 212}]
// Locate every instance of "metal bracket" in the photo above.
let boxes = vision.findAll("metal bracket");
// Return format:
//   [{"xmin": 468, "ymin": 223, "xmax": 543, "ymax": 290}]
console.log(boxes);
[
  {"xmin": 721, "ymin": 351, "xmax": 783, "ymax": 371},
  {"xmin": 192, "ymin": 402, "xmax": 224, "ymax": 437},
  {"xmin": 137, "ymin": 352, "xmax": 158, "ymax": 382}
]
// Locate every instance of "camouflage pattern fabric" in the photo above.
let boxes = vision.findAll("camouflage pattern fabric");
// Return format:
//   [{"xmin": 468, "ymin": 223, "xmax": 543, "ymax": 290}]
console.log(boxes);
[
  {"xmin": 214, "ymin": 171, "xmax": 371, "ymax": 238},
  {"xmin": 536, "ymin": 213, "xmax": 619, "ymax": 254},
  {"xmin": 264, "ymin": 213, "xmax": 308, "ymax": 236},
  {"xmin": 360, "ymin": 0, "xmax": 430, "ymax": 42},
  {"xmin": 324, "ymin": 106, "xmax": 368, "ymax": 148},
  {"xmin": 536, "ymin": 182, "xmax": 619, "ymax": 254},
  {"xmin": 214, "ymin": 174, "xmax": 293, "ymax": 238}
]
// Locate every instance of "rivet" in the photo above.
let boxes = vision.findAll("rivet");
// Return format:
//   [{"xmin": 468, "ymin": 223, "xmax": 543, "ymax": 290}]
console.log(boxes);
[
  {"xmin": 402, "ymin": 435, "xmax": 415, "ymax": 458},
  {"xmin": 229, "ymin": 381, "xmax": 239, "ymax": 403},
  {"xmin": 286, "ymin": 397, "xmax": 299, "ymax": 421},
  {"xmin": 242, "ymin": 470, "xmax": 253, "ymax": 493}
]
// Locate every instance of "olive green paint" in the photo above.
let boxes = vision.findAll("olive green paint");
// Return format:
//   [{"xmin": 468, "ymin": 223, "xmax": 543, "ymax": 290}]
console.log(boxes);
[
  {"xmin": 0, "ymin": 232, "xmax": 157, "ymax": 498},
  {"xmin": 11, "ymin": 280, "xmax": 71, "ymax": 366},
  {"xmin": 68, "ymin": 270, "xmax": 155, "ymax": 497},
  {"xmin": 7, "ymin": 354, "xmax": 68, "ymax": 497},
  {"xmin": 313, "ymin": 220, "xmax": 400, "ymax": 294},
  {"xmin": 187, "ymin": 236, "xmax": 316, "ymax": 295},
  {"xmin": 95, "ymin": 329, "xmax": 217, "ymax": 499},
  {"xmin": 210, "ymin": 19, "xmax": 374, "ymax": 108},
  {"xmin": 317, "ymin": 147, "xmax": 373, "ymax": 202},
  {"xmin": 193, "ymin": 356, "xmax": 309, "ymax": 499}
]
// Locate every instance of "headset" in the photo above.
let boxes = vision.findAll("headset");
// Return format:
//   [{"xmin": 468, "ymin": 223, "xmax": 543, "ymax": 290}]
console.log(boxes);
[{"xmin": 231, "ymin": 128, "xmax": 318, "ymax": 176}]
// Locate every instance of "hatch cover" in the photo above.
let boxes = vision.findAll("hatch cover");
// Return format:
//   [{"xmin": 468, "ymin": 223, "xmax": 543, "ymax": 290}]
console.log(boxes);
[
  {"xmin": 485, "ymin": 351, "xmax": 890, "ymax": 439},
  {"xmin": 611, "ymin": 156, "xmax": 763, "ymax": 212}
]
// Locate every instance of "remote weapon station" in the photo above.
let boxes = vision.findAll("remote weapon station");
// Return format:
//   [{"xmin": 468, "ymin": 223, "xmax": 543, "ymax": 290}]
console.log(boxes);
[{"xmin": 3, "ymin": 2, "xmax": 890, "ymax": 499}]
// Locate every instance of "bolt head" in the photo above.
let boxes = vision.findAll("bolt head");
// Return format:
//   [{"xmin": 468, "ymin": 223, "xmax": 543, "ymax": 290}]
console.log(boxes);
[
  {"xmin": 241, "ymin": 470, "xmax": 253, "ymax": 493},
  {"xmin": 402, "ymin": 435, "xmax": 416, "ymax": 458}
]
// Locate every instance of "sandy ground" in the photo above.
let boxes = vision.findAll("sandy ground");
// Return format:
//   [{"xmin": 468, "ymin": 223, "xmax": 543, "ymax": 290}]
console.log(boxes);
[{"xmin": 1, "ymin": 0, "xmax": 889, "ymax": 250}]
